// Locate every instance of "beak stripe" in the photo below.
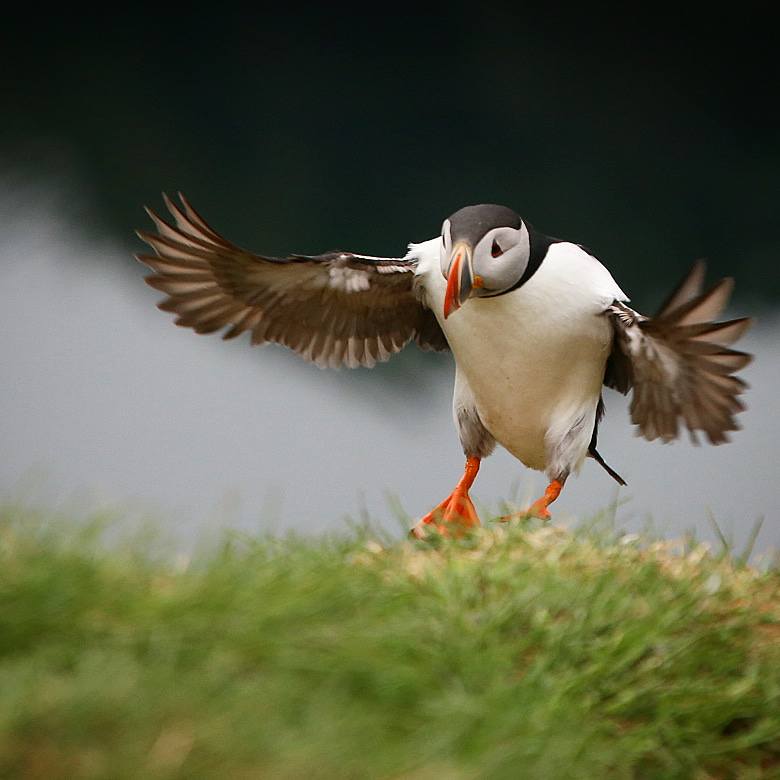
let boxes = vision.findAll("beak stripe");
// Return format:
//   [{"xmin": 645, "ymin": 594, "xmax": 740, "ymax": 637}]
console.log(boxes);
[{"xmin": 443, "ymin": 255, "xmax": 461, "ymax": 319}]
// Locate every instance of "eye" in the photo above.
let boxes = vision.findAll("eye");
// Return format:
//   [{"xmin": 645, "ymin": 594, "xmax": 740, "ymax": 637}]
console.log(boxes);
[{"xmin": 491, "ymin": 239, "xmax": 504, "ymax": 258}]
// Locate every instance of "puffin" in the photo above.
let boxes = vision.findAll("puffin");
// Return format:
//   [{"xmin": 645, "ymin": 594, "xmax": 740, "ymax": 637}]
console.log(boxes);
[{"xmin": 137, "ymin": 195, "xmax": 753, "ymax": 538}]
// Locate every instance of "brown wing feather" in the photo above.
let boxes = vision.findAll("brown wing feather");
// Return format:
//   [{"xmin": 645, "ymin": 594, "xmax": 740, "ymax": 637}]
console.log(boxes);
[
  {"xmin": 654, "ymin": 258, "xmax": 707, "ymax": 317},
  {"xmin": 136, "ymin": 193, "xmax": 448, "ymax": 368},
  {"xmin": 605, "ymin": 262, "xmax": 752, "ymax": 445}
]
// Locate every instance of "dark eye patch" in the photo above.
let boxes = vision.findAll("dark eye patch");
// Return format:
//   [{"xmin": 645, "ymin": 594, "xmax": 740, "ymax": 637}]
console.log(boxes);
[{"xmin": 491, "ymin": 239, "xmax": 504, "ymax": 258}]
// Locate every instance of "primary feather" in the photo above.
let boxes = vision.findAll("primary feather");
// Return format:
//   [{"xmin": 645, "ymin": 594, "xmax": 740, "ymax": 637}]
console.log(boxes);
[
  {"xmin": 605, "ymin": 261, "xmax": 752, "ymax": 444},
  {"xmin": 136, "ymin": 193, "xmax": 448, "ymax": 369}
]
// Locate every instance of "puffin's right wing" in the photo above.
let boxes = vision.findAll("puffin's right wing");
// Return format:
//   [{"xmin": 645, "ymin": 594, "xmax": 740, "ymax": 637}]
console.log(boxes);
[
  {"xmin": 137, "ymin": 193, "xmax": 448, "ymax": 368},
  {"xmin": 604, "ymin": 261, "xmax": 753, "ymax": 444}
]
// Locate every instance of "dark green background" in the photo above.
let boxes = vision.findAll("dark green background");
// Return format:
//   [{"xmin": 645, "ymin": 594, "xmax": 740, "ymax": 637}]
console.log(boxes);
[{"xmin": 3, "ymin": 8, "xmax": 778, "ymax": 308}]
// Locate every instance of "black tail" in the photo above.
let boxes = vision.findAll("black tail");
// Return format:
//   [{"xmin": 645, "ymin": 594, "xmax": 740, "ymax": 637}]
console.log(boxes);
[{"xmin": 589, "ymin": 446, "xmax": 627, "ymax": 486}]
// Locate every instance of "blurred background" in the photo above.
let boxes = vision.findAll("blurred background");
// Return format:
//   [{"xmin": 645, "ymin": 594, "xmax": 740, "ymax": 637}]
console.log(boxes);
[{"xmin": 1, "ymin": 9, "xmax": 778, "ymax": 551}]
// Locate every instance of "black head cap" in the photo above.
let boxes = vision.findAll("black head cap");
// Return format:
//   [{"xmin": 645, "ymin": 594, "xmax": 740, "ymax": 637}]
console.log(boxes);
[{"xmin": 446, "ymin": 204, "xmax": 522, "ymax": 246}]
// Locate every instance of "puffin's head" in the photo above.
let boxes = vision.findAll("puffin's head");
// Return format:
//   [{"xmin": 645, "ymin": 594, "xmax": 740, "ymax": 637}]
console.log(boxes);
[{"xmin": 440, "ymin": 204, "xmax": 530, "ymax": 318}]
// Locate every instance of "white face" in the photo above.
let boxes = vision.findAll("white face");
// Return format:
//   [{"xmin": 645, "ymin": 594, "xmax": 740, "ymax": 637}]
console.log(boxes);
[
  {"xmin": 440, "ymin": 219, "xmax": 530, "ymax": 296},
  {"xmin": 441, "ymin": 218, "xmax": 453, "ymax": 258}
]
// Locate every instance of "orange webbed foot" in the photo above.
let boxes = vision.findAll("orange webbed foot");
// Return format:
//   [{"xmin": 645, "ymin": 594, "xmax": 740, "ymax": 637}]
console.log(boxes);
[
  {"xmin": 410, "ymin": 487, "xmax": 481, "ymax": 539},
  {"xmin": 410, "ymin": 457, "xmax": 481, "ymax": 539}
]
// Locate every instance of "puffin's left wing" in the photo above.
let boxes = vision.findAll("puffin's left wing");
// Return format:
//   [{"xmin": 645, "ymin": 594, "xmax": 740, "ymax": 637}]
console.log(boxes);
[
  {"xmin": 137, "ymin": 193, "xmax": 448, "ymax": 368},
  {"xmin": 604, "ymin": 261, "xmax": 753, "ymax": 444}
]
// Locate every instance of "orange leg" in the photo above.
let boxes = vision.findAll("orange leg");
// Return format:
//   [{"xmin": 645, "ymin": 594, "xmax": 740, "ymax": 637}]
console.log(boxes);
[
  {"xmin": 500, "ymin": 478, "xmax": 565, "ymax": 523},
  {"xmin": 525, "ymin": 479, "xmax": 564, "ymax": 520},
  {"xmin": 410, "ymin": 456, "xmax": 481, "ymax": 539}
]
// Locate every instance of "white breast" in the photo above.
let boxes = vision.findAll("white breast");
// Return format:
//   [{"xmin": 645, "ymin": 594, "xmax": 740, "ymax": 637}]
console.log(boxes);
[{"xmin": 412, "ymin": 238, "xmax": 628, "ymax": 475}]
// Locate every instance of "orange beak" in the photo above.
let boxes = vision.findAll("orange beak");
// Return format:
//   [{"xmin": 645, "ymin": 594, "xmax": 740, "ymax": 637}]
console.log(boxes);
[{"xmin": 443, "ymin": 243, "xmax": 473, "ymax": 319}]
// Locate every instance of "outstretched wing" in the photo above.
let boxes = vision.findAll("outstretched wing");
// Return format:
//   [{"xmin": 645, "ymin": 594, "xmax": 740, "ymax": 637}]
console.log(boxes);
[
  {"xmin": 605, "ymin": 261, "xmax": 752, "ymax": 444},
  {"xmin": 136, "ymin": 193, "xmax": 448, "ymax": 368}
]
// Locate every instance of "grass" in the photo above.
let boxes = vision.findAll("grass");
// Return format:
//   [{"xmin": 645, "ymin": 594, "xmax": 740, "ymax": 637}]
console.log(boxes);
[{"xmin": 0, "ymin": 504, "xmax": 778, "ymax": 779}]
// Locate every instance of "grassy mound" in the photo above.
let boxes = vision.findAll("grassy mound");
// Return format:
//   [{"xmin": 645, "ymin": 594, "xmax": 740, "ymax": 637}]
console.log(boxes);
[{"xmin": 0, "ymin": 505, "xmax": 778, "ymax": 778}]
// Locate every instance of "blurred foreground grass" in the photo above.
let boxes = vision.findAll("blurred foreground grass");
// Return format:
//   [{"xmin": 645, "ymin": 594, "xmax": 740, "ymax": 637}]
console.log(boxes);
[{"xmin": 0, "ymin": 504, "xmax": 778, "ymax": 779}]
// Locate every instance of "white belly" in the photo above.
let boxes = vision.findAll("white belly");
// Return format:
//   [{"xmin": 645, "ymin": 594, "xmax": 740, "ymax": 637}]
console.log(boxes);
[
  {"xmin": 414, "ymin": 239, "xmax": 626, "ymax": 472},
  {"xmin": 449, "ymin": 291, "xmax": 611, "ymax": 470}
]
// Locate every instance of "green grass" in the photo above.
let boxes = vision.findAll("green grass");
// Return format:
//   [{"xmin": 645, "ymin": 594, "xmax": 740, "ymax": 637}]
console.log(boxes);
[{"xmin": 0, "ymin": 505, "xmax": 778, "ymax": 779}]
